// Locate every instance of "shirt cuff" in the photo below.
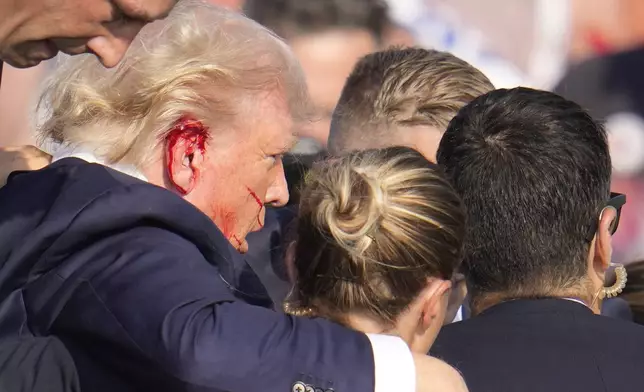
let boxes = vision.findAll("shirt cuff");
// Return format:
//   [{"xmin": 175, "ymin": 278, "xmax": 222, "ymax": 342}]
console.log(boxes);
[{"xmin": 366, "ymin": 334, "xmax": 415, "ymax": 392}]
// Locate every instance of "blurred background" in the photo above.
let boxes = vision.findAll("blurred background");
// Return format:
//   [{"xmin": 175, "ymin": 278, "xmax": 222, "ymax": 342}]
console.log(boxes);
[{"xmin": 2, "ymin": 0, "xmax": 644, "ymax": 264}]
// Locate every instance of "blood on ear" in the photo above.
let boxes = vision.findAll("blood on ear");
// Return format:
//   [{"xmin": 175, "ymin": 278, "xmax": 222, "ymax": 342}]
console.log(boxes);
[{"xmin": 165, "ymin": 117, "xmax": 209, "ymax": 194}]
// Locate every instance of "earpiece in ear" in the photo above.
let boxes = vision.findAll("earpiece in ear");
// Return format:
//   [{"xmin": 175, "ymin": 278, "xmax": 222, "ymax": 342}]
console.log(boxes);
[{"xmin": 165, "ymin": 116, "xmax": 209, "ymax": 195}]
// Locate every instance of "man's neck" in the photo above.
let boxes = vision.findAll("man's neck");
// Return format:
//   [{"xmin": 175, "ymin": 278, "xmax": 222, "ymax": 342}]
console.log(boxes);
[{"xmin": 471, "ymin": 289, "xmax": 595, "ymax": 316}]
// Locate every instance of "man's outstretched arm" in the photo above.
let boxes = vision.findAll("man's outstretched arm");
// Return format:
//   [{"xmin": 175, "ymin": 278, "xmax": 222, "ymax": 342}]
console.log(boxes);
[{"xmin": 50, "ymin": 222, "xmax": 418, "ymax": 392}]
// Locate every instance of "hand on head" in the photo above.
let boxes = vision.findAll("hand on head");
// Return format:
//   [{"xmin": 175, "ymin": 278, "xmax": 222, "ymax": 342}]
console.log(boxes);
[{"xmin": 0, "ymin": 0, "xmax": 178, "ymax": 68}]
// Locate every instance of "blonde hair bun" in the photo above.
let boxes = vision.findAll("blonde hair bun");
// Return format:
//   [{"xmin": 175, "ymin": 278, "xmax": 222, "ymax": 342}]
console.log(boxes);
[{"xmin": 286, "ymin": 146, "xmax": 466, "ymax": 324}]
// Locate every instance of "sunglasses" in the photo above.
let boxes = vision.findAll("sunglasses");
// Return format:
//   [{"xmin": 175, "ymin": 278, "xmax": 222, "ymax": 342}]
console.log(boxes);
[{"xmin": 586, "ymin": 192, "xmax": 626, "ymax": 242}]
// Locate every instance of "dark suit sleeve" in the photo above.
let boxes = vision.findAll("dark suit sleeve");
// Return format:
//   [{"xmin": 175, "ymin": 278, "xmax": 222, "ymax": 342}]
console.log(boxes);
[
  {"xmin": 0, "ymin": 337, "xmax": 81, "ymax": 392},
  {"xmin": 57, "ymin": 227, "xmax": 376, "ymax": 392}
]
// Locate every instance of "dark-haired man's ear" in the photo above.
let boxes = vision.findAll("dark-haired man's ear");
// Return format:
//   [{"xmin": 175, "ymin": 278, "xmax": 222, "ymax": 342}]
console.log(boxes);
[{"xmin": 589, "ymin": 206, "xmax": 617, "ymax": 303}]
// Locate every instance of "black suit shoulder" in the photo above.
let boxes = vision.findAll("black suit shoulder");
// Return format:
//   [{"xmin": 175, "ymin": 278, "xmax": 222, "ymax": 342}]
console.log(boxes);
[{"xmin": 431, "ymin": 299, "xmax": 644, "ymax": 392}]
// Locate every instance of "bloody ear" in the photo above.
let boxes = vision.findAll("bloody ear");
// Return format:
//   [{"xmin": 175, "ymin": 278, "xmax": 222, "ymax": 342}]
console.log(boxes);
[{"xmin": 165, "ymin": 117, "xmax": 209, "ymax": 195}]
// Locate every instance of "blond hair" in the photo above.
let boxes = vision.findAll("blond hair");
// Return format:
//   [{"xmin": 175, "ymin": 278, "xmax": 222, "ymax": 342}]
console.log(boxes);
[
  {"xmin": 37, "ymin": 0, "xmax": 309, "ymax": 167},
  {"xmin": 285, "ymin": 146, "xmax": 465, "ymax": 325},
  {"xmin": 328, "ymin": 47, "xmax": 494, "ymax": 155}
]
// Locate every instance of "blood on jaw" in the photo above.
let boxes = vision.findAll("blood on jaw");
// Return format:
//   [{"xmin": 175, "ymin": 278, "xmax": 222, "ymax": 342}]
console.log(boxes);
[
  {"xmin": 214, "ymin": 207, "xmax": 237, "ymax": 240},
  {"xmin": 246, "ymin": 186, "xmax": 264, "ymax": 227},
  {"xmin": 166, "ymin": 117, "xmax": 209, "ymax": 195},
  {"xmin": 232, "ymin": 235, "xmax": 243, "ymax": 248}
]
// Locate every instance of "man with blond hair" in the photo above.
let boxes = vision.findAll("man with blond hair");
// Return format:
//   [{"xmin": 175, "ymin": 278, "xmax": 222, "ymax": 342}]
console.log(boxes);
[
  {"xmin": 0, "ymin": 2, "xmax": 465, "ymax": 391},
  {"xmin": 328, "ymin": 47, "xmax": 494, "ymax": 162}
]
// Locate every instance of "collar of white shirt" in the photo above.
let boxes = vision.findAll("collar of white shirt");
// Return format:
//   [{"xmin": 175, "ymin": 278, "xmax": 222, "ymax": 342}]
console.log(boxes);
[
  {"xmin": 51, "ymin": 148, "xmax": 148, "ymax": 182},
  {"xmin": 562, "ymin": 297, "xmax": 590, "ymax": 309}
]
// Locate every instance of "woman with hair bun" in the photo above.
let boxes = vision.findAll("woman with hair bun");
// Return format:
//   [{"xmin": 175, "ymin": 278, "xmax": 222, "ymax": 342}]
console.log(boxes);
[{"xmin": 285, "ymin": 146, "xmax": 468, "ymax": 391}]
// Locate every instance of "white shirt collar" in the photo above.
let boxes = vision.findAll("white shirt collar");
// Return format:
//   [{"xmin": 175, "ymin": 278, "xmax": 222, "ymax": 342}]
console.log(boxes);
[
  {"xmin": 51, "ymin": 147, "xmax": 148, "ymax": 182},
  {"xmin": 562, "ymin": 297, "xmax": 590, "ymax": 309}
]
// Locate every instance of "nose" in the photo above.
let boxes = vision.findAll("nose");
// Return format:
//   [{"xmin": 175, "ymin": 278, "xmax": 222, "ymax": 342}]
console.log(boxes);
[
  {"xmin": 265, "ymin": 160, "xmax": 290, "ymax": 207},
  {"xmin": 86, "ymin": 20, "xmax": 145, "ymax": 67}
]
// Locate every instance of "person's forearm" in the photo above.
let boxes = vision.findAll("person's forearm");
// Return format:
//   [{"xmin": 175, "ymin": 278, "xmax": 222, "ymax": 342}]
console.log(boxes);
[{"xmin": 160, "ymin": 301, "xmax": 379, "ymax": 391}]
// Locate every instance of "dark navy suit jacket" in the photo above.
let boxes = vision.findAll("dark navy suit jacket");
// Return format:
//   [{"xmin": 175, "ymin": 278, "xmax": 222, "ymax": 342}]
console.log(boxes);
[
  {"xmin": 0, "ymin": 336, "xmax": 81, "ymax": 392},
  {"xmin": 0, "ymin": 158, "xmax": 375, "ymax": 392},
  {"xmin": 232, "ymin": 207, "xmax": 296, "ymax": 309},
  {"xmin": 431, "ymin": 298, "xmax": 644, "ymax": 392},
  {"xmin": 458, "ymin": 296, "xmax": 633, "ymax": 322}
]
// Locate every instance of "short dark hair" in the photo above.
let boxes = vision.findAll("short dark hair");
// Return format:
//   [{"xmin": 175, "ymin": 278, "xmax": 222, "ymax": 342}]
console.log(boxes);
[
  {"xmin": 244, "ymin": 0, "xmax": 389, "ymax": 42},
  {"xmin": 437, "ymin": 87, "xmax": 612, "ymax": 303},
  {"xmin": 328, "ymin": 48, "xmax": 494, "ymax": 156}
]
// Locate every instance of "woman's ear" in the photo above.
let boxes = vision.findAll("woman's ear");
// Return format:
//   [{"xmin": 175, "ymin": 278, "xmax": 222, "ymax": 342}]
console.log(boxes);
[
  {"xmin": 420, "ymin": 279, "xmax": 453, "ymax": 330},
  {"xmin": 395, "ymin": 278, "xmax": 452, "ymax": 353}
]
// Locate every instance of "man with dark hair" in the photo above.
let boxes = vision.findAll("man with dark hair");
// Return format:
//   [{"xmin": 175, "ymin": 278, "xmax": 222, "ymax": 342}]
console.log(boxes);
[
  {"xmin": 430, "ymin": 87, "xmax": 644, "ymax": 391},
  {"xmin": 328, "ymin": 47, "xmax": 494, "ymax": 161}
]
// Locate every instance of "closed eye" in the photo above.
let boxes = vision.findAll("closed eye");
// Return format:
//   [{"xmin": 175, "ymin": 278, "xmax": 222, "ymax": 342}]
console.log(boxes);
[{"xmin": 268, "ymin": 154, "xmax": 283, "ymax": 165}]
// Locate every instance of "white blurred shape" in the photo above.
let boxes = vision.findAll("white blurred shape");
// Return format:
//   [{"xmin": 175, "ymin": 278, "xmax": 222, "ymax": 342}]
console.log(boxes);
[{"xmin": 606, "ymin": 112, "xmax": 644, "ymax": 176}]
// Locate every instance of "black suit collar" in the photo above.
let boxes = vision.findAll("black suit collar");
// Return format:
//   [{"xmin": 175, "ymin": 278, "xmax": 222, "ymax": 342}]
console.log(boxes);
[{"xmin": 479, "ymin": 298, "xmax": 594, "ymax": 318}]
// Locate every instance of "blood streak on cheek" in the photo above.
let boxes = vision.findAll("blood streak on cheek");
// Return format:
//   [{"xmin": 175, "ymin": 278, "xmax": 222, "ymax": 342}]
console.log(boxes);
[
  {"xmin": 166, "ymin": 117, "xmax": 209, "ymax": 195},
  {"xmin": 246, "ymin": 186, "xmax": 263, "ymax": 227}
]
